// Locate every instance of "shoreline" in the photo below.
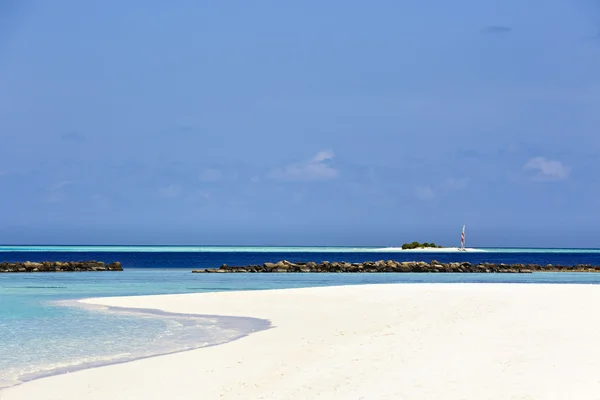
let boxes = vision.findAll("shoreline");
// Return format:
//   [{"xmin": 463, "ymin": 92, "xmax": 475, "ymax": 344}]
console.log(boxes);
[
  {"xmin": 0, "ymin": 300, "xmax": 271, "ymax": 390},
  {"xmin": 4, "ymin": 283, "xmax": 600, "ymax": 399},
  {"xmin": 375, "ymin": 246, "xmax": 486, "ymax": 252}
]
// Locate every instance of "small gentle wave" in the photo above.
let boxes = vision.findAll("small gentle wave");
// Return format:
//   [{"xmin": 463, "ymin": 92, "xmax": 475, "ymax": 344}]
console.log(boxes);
[{"xmin": 0, "ymin": 299, "xmax": 270, "ymax": 389}]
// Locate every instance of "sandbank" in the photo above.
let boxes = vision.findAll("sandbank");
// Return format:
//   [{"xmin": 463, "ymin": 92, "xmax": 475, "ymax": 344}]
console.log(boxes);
[
  {"xmin": 3, "ymin": 283, "xmax": 600, "ymax": 399},
  {"xmin": 375, "ymin": 246, "xmax": 486, "ymax": 252}
]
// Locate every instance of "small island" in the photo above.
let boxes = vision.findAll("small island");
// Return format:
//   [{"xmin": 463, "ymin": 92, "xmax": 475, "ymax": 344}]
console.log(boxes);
[{"xmin": 401, "ymin": 242, "xmax": 443, "ymax": 249}]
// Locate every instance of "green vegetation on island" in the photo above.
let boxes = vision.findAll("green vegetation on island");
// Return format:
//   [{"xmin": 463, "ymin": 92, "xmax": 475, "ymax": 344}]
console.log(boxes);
[{"xmin": 401, "ymin": 242, "xmax": 443, "ymax": 249}]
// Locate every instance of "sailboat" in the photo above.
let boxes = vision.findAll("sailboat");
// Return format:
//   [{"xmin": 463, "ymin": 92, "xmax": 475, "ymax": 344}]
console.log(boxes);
[{"xmin": 459, "ymin": 225, "xmax": 466, "ymax": 251}]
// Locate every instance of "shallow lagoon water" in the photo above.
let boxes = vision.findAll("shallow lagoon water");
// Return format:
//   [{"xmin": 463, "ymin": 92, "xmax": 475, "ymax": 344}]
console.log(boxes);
[{"xmin": 3, "ymin": 247, "xmax": 600, "ymax": 388}]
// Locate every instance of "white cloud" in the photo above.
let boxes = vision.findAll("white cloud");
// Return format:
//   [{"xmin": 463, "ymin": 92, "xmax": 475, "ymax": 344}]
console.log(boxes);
[
  {"xmin": 199, "ymin": 168, "xmax": 239, "ymax": 182},
  {"xmin": 443, "ymin": 177, "xmax": 470, "ymax": 190},
  {"xmin": 49, "ymin": 180, "xmax": 73, "ymax": 191},
  {"xmin": 523, "ymin": 157, "xmax": 569, "ymax": 180},
  {"xmin": 312, "ymin": 150, "xmax": 335, "ymax": 163},
  {"xmin": 199, "ymin": 168, "xmax": 223, "ymax": 182},
  {"xmin": 267, "ymin": 150, "xmax": 339, "ymax": 181},
  {"xmin": 158, "ymin": 184, "xmax": 183, "ymax": 198},
  {"xmin": 46, "ymin": 180, "xmax": 74, "ymax": 203},
  {"xmin": 415, "ymin": 177, "xmax": 468, "ymax": 201},
  {"xmin": 46, "ymin": 194, "xmax": 61, "ymax": 204},
  {"xmin": 185, "ymin": 189, "xmax": 211, "ymax": 201},
  {"xmin": 415, "ymin": 185, "xmax": 435, "ymax": 200}
]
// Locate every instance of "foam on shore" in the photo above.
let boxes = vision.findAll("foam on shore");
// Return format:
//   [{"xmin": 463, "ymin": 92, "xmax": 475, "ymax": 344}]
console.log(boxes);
[
  {"xmin": 1, "ymin": 300, "xmax": 269, "ymax": 389},
  {"xmin": 3, "ymin": 284, "xmax": 600, "ymax": 399}
]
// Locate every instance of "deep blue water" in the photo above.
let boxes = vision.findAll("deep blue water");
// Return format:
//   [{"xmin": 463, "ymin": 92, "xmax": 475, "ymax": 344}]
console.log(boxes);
[
  {"xmin": 3, "ymin": 249, "xmax": 600, "ymax": 267},
  {"xmin": 2, "ymin": 247, "xmax": 600, "ymax": 390}
]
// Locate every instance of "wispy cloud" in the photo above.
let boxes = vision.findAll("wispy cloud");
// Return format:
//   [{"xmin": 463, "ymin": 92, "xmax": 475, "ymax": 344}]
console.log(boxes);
[
  {"xmin": 198, "ymin": 167, "xmax": 239, "ymax": 183},
  {"xmin": 415, "ymin": 185, "xmax": 435, "ymax": 201},
  {"xmin": 185, "ymin": 189, "xmax": 212, "ymax": 202},
  {"xmin": 50, "ymin": 180, "xmax": 73, "ymax": 191},
  {"xmin": 454, "ymin": 148, "xmax": 485, "ymax": 159},
  {"xmin": 443, "ymin": 177, "xmax": 470, "ymax": 190},
  {"xmin": 199, "ymin": 168, "xmax": 225, "ymax": 182},
  {"xmin": 158, "ymin": 184, "xmax": 183, "ymax": 198},
  {"xmin": 46, "ymin": 180, "xmax": 74, "ymax": 203},
  {"xmin": 267, "ymin": 150, "xmax": 339, "ymax": 182},
  {"xmin": 415, "ymin": 177, "xmax": 469, "ymax": 201},
  {"xmin": 482, "ymin": 25, "xmax": 511, "ymax": 34},
  {"xmin": 523, "ymin": 157, "xmax": 569, "ymax": 181},
  {"xmin": 61, "ymin": 132, "xmax": 86, "ymax": 142}
]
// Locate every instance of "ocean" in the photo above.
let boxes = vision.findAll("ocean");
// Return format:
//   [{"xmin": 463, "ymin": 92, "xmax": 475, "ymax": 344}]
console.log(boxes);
[{"xmin": 2, "ymin": 245, "xmax": 600, "ymax": 389}]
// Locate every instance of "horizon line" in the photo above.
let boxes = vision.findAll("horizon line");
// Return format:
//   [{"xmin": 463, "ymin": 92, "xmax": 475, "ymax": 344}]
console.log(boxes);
[{"xmin": 0, "ymin": 244, "xmax": 599, "ymax": 250}]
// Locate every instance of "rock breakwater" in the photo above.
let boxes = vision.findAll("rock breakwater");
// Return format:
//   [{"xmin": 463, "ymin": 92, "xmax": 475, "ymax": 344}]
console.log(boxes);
[
  {"xmin": 0, "ymin": 261, "xmax": 123, "ymax": 273},
  {"xmin": 192, "ymin": 260, "xmax": 600, "ymax": 273}
]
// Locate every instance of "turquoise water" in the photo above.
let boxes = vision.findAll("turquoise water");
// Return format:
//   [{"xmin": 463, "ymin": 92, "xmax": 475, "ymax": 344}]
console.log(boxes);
[
  {"xmin": 4, "ymin": 247, "xmax": 600, "ymax": 389},
  {"xmin": 0, "ymin": 269, "xmax": 274, "ymax": 388}
]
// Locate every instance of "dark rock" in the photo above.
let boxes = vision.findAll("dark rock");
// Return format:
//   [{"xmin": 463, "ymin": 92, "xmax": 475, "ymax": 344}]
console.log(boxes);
[
  {"xmin": 0, "ymin": 260, "xmax": 123, "ymax": 273},
  {"xmin": 191, "ymin": 260, "xmax": 600, "ymax": 274}
]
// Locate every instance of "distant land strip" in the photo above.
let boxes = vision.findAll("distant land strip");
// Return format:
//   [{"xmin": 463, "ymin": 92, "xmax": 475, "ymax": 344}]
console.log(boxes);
[
  {"xmin": 0, "ymin": 261, "xmax": 123, "ymax": 273},
  {"xmin": 192, "ymin": 260, "xmax": 600, "ymax": 273}
]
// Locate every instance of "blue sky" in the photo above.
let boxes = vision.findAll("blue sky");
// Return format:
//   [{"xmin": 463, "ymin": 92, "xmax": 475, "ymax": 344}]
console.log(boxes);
[{"xmin": 1, "ymin": 0, "xmax": 599, "ymax": 247}]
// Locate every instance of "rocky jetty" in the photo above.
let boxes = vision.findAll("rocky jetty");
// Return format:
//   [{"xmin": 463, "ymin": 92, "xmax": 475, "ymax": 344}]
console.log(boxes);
[
  {"xmin": 0, "ymin": 261, "xmax": 123, "ymax": 273},
  {"xmin": 192, "ymin": 260, "xmax": 600, "ymax": 274}
]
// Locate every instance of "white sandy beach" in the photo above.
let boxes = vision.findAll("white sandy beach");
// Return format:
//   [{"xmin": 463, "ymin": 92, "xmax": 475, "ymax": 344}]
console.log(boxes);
[{"xmin": 3, "ymin": 283, "xmax": 600, "ymax": 400}]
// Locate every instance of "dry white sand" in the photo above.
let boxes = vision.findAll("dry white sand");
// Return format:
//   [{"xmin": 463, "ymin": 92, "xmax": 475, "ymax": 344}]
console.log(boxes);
[{"xmin": 3, "ymin": 283, "xmax": 600, "ymax": 400}]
